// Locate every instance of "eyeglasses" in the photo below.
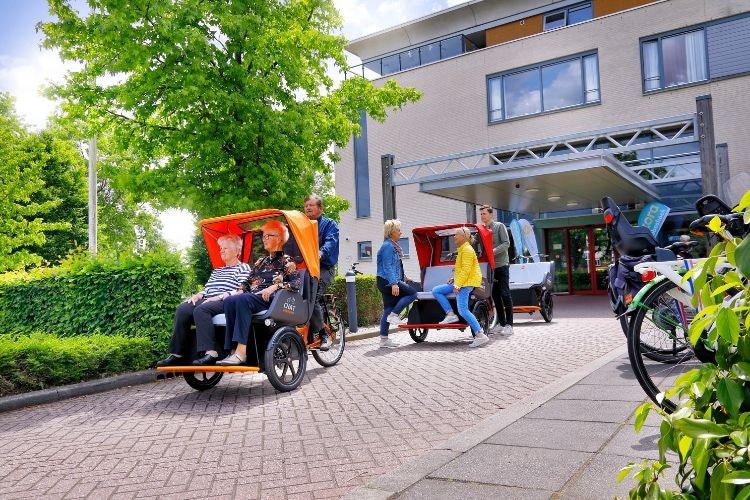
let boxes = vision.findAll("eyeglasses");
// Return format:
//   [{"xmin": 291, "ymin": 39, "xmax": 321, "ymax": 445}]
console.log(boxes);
[{"xmin": 262, "ymin": 234, "xmax": 280, "ymax": 240}]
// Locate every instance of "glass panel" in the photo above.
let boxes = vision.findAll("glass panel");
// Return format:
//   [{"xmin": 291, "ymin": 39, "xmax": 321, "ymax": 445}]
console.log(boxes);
[
  {"xmin": 440, "ymin": 36, "xmax": 463, "ymax": 59},
  {"xmin": 357, "ymin": 241, "xmax": 373, "ymax": 261},
  {"xmin": 662, "ymin": 30, "xmax": 706, "ymax": 87},
  {"xmin": 381, "ymin": 54, "xmax": 400, "ymax": 76},
  {"xmin": 398, "ymin": 237, "xmax": 410, "ymax": 258},
  {"xmin": 420, "ymin": 43, "xmax": 440, "ymax": 64},
  {"xmin": 568, "ymin": 3, "xmax": 593, "ymax": 25},
  {"xmin": 642, "ymin": 40, "xmax": 660, "ymax": 90},
  {"xmin": 363, "ymin": 60, "xmax": 382, "ymax": 78},
  {"xmin": 542, "ymin": 58, "xmax": 583, "ymax": 111},
  {"xmin": 400, "ymin": 49, "xmax": 419, "ymax": 71},
  {"xmin": 488, "ymin": 77, "xmax": 503, "ymax": 121},
  {"xmin": 547, "ymin": 229, "xmax": 568, "ymax": 293},
  {"xmin": 544, "ymin": 11, "xmax": 566, "ymax": 30},
  {"xmin": 503, "ymin": 68, "xmax": 541, "ymax": 118},
  {"xmin": 568, "ymin": 228, "xmax": 592, "ymax": 292},
  {"xmin": 583, "ymin": 54, "xmax": 600, "ymax": 102}
]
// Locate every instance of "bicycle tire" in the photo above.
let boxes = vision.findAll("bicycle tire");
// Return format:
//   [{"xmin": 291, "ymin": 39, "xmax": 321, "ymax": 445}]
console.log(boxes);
[
  {"xmin": 312, "ymin": 302, "xmax": 346, "ymax": 367},
  {"xmin": 627, "ymin": 279, "xmax": 701, "ymax": 413}
]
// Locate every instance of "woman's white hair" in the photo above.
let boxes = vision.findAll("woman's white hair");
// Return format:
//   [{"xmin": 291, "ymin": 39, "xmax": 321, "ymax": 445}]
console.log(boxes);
[
  {"xmin": 383, "ymin": 219, "xmax": 402, "ymax": 238},
  {"xmin": 455, "ymin": 226, "xmax": 472, "ymax": 239}
]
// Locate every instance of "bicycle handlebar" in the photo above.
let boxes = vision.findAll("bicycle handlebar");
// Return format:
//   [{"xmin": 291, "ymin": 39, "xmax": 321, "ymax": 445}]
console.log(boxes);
[{"xmin": 689, "ymin": 212, "xmax": 747, "ymax": 237}]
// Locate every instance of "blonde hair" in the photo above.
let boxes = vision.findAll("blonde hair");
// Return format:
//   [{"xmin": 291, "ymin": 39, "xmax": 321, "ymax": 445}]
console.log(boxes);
[
  {"xmin": 383, "ymin": 219, "xmax": 402, "ymax": 238},
  {"xmin": 455, "ymin": 226, "xmax": 472, "ymax": 240}
]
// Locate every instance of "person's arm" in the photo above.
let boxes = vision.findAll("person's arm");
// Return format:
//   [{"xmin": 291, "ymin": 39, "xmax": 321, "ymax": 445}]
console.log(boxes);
[
  {"xmin": 319, "ymin": 219, "xmax": 339, "ymax": 266},
  {"xmin": 380, "ymin": 243, "xmax": 400, "ymax": 285},
  {"xmin": 493, "ymin": 223, "xmax": 509, "ymax": 256},
  {"xmin": 453, "ymin": 246, "xmax": 470, "ymax": 289}
]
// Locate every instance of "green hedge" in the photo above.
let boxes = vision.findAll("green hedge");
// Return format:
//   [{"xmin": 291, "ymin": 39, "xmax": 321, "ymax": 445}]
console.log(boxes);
[
  {"xmin": 0, "ymin": 251, "xmax": 190, "ymax": 352},
  {"xmin": 329, "ymin": 274, "xmax": 383, "ymax": 327},
  {"xmin": 0, "ymin": 333, "xmax": 154, "ymax": 396}
]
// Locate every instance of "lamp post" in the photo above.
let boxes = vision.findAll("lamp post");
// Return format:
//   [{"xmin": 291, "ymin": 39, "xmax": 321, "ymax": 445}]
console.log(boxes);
[{"xmin": 88, "ymin": 136, "xmax": 97, "ymax": 254}]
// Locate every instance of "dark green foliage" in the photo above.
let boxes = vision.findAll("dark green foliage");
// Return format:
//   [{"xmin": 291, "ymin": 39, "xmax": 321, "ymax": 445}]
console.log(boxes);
[
  {"xmin": 329, "ymin": 273, "xmax": 382, "ymax": 327},
  {"xmin": 0, "ymin": 333, "xmax": 153, "ymax": 396},
  {"xmin": 186, "ymin": 230, "xmax": 212, "ymax": 289},
  {"xmin": 0, "ymin": 250, "xmax": 190, "ymax": 353}
]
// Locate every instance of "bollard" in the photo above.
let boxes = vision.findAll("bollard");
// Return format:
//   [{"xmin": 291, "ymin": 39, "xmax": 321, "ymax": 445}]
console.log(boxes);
[{"xmin": 345, "ymin": 270, "xmax": 358, "ymax": 333}]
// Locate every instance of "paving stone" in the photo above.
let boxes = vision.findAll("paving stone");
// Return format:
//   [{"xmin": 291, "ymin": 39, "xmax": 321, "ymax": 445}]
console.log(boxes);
[
  {"xmin": 526, "ymin": 398, "xmax": 636, "ymax": 423},
  {"xmin": 486, "ymin": 417, "xmax": 619, "ymax": 452},
  {"xmin": 429, "ymin": 443, "xmax": 592, "ymax": 490},
  {"xmin": 560, "ymin": 452, "xmax": 640, "ymax": 499},
  {"xmin": 398, "ymin": 477, "xmax": 551, "ymax": 499}
]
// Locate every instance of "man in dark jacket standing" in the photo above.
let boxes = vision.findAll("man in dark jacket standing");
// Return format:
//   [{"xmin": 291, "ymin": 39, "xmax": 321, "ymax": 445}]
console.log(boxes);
[
  {"xmin": 479, "ymin": 205, "xmax": 514, "ymax": 335},
  {"xmin": 304, "ymin": 194, "xmax": 340, "ymax": 350}
]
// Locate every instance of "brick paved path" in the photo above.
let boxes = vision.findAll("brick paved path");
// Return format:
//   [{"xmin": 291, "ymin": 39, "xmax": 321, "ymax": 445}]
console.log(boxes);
[{"xmin": 0, "ymin": 296, "xmax": 623, "ymax": 499}]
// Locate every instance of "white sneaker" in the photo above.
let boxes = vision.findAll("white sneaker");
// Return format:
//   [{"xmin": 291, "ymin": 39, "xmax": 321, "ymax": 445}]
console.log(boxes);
[
  {"xmin": 469, "ymin": 331, "xmax": 489, "ymax": 348},
  {"xmin": 439, "ymin": 313, "xmax": 460, "ymax": 324},
  {"xmin": 379, "ymin": 337, "xmax": 398, "ymax": 348},
  {"xmin": 386, "ymin": 312, "xmax": 401, "ymax": 325},
  {"xmin": 499, "ymin": 325, "xmax": 514, "ymax": 336},
  {"xmin": 489, "ymin": 324, "xmax": 504, "ymax": 335}
]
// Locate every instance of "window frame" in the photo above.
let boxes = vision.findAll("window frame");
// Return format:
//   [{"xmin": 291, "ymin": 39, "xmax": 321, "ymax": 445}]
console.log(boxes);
[
  {"xmin": 543, "ymin": 2, "xmax": 592, "ymax": 31},
  {"xmin": 357, "ymin": 241, "xmax": 373, "ymax": 261},
  {"xmin": 398, "ymin": 237, "xmax": 410, "ymax": 259},
  {"xmin": 640, "ymin": 28, "xmax": 709, "ymax": 93},
  {"xmin": 486, "ymin": 50, "xmax": 600, "ymax": 124}
]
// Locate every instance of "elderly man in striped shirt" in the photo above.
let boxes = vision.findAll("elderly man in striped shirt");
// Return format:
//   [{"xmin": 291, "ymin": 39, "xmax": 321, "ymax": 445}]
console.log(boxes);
[{"xmin": 156, "ymin": 234, "xmax": 251, "ymax": 367}]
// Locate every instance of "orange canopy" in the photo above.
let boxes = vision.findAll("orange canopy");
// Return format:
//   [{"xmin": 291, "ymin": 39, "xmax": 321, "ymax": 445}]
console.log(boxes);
[{"xmin": 198, "ymin": 209, "xmax": 320, "ymax": 279}]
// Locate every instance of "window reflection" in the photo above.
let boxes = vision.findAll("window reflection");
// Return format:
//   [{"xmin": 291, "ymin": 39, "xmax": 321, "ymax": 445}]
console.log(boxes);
[
  {"xmin": 641, "ymin": 29, "xmax": 707, "ymax": 91},
  {"xmin": 504, "ymin": 68, "xmax": 541, "ymax": 118},
  {"xmin": 542, "ymin": 59, "xmax": 582, "ymax": 110}
]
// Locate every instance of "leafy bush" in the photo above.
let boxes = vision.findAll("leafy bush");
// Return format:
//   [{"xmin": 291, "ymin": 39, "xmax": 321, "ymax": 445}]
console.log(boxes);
[
  {"xmin": 0, "ymin": 333, "xmax": 154, "ymax": 396},
  {"xmin": 329, "ymin": 273, "xmax": 382, "ymax": 327},
  {"xmin": 620, "ymin": 193, "xmax": 750, "ymax": 498},
  {"xmin": 0, "ymin": 250, "xmax": 190, "ymax": 352}
]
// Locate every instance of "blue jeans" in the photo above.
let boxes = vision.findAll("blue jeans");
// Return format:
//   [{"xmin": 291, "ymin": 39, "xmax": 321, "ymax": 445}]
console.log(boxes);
[
  {"xmin": 377, "ymin": 278, "xmax": 418, "ymax": 337},
  {"xmin": 223, "ymin": 292, "xmax": 271, "ymax": 350},
  {"xmin": 432, "ymin": 284, "xmax": 482, "ymax": 334}
]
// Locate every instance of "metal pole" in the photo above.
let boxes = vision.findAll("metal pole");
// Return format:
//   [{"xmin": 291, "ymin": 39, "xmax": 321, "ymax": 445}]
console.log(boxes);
[
  {"xmin": 381, "ymin": 154, "xmax": 396, "ymax": 221},
  {"xmin": 696, "ymin": 95, "xmax": 718, "ymax": 196},
  {"xmin": 88, "ymin": 137, "xmax": 97, "ymax": 254}
]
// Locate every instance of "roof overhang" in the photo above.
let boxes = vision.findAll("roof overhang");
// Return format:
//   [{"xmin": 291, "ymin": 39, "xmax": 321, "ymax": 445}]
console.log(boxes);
[{"xmin": 417, "ymin": 154, "xmax": 659, "ymax": 215}]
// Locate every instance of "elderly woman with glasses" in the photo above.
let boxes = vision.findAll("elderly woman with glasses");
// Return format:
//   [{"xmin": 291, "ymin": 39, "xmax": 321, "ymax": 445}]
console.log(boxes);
[
  {"xmin": 217, "ymin": 220, "xmax": 300, "ymax": 366},
  {"xmin": 432, "ymin": 226, "xmax": 489, "ymax": 348}
]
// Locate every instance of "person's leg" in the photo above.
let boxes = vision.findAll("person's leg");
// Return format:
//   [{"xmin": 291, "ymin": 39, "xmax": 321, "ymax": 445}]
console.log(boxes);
[
  {"xmin": 455, "ymin": 287, "xmax": 481, "ymax": 334},
  {"xmin": 223, "ymin": 294, "xmax": 240, "ymax": 351},
  {"xmin": 377, "ymin": 278, "xmax": 398, "ymax": 337},
  {"xmin": 392, "ymin": 281, "xmax": 418, "ymax": 316},
  {"xmin": 193, "ymin": 299, "xmax": 225, "ymax": 353},
  {"xmin": 310, "ymin": 267, "xmax": 334, "ymax": 334},
  {"xmin": 219, "ymin": 294, "xmax": 269, "ymax": 365},
  {"xmin": 432, "ymin": 283, "xmax": 454, "ymax": 314},
  {"xmin": 168, "ymin": 301, "xmax": 196, "ymax": 354},
  {"xmin": 492, "ymin": 267, "xmax": 507, "ymax": 328},
  {"xmin": 498, "ymin": 265, "xmax": 514, "ymax": 327}
]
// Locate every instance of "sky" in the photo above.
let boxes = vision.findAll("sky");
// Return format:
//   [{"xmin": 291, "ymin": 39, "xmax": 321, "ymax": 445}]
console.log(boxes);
[{"xmin": 0, "ymin": 0, "xmax": 463, "ymax": 249}]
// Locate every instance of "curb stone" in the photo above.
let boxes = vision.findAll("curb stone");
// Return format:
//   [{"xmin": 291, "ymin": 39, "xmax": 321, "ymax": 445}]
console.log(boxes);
[{"xmin": 0, "ymin": 326, "xmax": 380, "ymax": 414}]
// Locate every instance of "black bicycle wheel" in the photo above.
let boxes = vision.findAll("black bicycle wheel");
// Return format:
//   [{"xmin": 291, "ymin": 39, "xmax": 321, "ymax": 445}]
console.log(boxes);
[
  {"xmin": 628, "ymin": 279, "xmax": 702, "ymax": 413},
  {"xmin": 540, "ymin": 291, "xmax": 553, "ymax": 323},
  {"xmin": 312, "ymin": 303, "xmax": 346, "ymax": 367},
  {"xmin": 184, "ymin": 371, "xmax": 223, "ymax": 391},
  {"xmin": 409, "ymin": 328, "xmax": 428, "ymax": 342},
  {"xmin": 264, "ymin": 328, "xmax": 307, "ymax": 392},
  {"xmin": 472, "ymin": 300, "xmax": 490, "ymax": 334}
]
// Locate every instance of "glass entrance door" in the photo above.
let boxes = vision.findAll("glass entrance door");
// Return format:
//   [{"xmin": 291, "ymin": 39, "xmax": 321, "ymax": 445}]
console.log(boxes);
[{"xmin": 544, "ymin": 226, "xmax": 607, "ymax": 294}]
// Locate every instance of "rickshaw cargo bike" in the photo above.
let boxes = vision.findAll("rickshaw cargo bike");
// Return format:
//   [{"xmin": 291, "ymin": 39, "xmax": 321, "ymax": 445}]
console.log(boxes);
[
  {"xmin": 156, "ymin": 209, "xmax": 345, "ymax": 392},
  {"xmin": 396, "ymin": 223, "xmax": 554, "ymax": 343}
]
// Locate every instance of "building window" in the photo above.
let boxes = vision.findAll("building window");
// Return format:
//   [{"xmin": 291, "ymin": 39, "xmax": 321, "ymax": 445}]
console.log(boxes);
[
  {"xmin": 353, "ymin": 110, "xmax": 371, "ymax": 217},
  {"xmin": 398, "ymin": 238, "xmax": 410, "ymax": 258},
  {"xmin": 357, "ymin": 241, "xmax": 373, "ymax": 261},
  {"xmin": 642, "ymin": 29, "xmax": 707, "ymax": 91},
  {"xmin": 487, "ymin": 52, "xmax": 599, "ymax": 122},
  {"xmin": 543, "ymin": 2, "xmax": 593, "ymax": 31}
]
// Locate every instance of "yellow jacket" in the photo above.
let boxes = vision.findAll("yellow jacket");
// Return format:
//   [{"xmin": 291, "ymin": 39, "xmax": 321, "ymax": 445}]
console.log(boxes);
[{"xmin": 454, "ymin": 242, "xmax": 483, "ymax": 288}]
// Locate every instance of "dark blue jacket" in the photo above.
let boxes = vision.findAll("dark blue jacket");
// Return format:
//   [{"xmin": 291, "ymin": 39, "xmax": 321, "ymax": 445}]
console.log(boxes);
[{"xmin": 315, "ymin": 215, "xmax": 339, "ymax": 269}]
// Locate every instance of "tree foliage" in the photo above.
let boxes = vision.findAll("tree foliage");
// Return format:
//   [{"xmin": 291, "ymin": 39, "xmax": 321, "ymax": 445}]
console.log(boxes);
[
  {"xmin": 0, "ymin": 94, "xmax": 66, "ymax": 272},
  {"xmin": 40, "ymin": 0, "xmax": 422, "ymax": 218}
]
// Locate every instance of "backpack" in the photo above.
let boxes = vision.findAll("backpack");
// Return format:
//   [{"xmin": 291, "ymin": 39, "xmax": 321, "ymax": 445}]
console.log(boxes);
[{"xmin": 610, "ymin": 254, "xmax": 654, "ymax": 307}]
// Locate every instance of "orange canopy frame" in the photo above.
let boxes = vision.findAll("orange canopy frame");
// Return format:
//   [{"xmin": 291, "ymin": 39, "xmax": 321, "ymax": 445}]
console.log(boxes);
[{"xmin": 198, "ymin": 209, "xmax": 320, "ymax": 279}]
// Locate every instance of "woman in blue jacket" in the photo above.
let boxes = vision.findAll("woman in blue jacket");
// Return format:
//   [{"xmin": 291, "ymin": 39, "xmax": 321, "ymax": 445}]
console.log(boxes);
[{"xmin": 376, "ymin": 220, "xmax": 418, "ymax": 348}]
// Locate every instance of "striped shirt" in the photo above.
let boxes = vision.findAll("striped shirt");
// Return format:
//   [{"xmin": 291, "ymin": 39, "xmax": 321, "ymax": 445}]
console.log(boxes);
[{"xmin": 203, "ymin": 263, "xmax": 252, "ymax": 297}]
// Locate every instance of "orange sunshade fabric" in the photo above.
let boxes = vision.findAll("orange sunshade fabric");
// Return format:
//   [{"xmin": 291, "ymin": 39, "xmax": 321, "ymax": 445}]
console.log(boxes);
[{"xmin": 198, "ymin": 209, "xmax": 320, "ymax": 279}]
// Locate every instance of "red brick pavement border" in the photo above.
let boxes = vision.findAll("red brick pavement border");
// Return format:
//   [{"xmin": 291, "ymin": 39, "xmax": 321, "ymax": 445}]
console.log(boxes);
[{"xmin": 0, "ymin": 296, "xmax": 623, "ymax": 499}]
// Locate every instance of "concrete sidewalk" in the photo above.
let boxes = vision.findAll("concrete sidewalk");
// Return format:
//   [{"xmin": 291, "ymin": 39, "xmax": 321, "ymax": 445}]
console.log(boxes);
[{"xmin": 344, "ymin": 345, "xmax": 659, "ymax": 499}]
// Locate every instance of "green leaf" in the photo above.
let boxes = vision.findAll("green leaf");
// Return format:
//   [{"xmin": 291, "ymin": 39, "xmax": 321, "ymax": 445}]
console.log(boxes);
[
  {"xmin": 739, "ymin": 191, "xmax": 750, "ymax": 212},
  {"xmin": 691, "ymin": 438, "xmax": 711, "ymax": 490},
  {"xmin": 678, "ymin": 435, "xmax": 693, "ymax": 460},
  {"xmin": 634, "ymin": 402, "xmax": 652, "ymax": 432},
  {"xmin": 717, "ymin": 307, "xmax": 741, "ymax": 345},
  {"xmin": 718, "ymin": 378, "xmax": 745, "ymax": 419},
  {"xmin": 674, "ymin": 418, "xmax": 729, "ymax": 438},
  {"xmin": 732, "ymin": 362, "xmax": 750, "ymax": 381},
  {"xmin": 617, "ymin": 464, "xmax": 635, "ymax": 482},
  {"xmin": 736, "ymin": 235, "xmax": 750, "ymax": 278},
  {"xmin": 712, "ymin": 462, "xmax": 736, "ymax": 498}
]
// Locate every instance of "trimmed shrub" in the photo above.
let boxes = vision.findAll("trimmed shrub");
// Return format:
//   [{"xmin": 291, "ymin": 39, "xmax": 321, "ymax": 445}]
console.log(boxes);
[
  {"xmin": 0, "ymin": 250, "xmax": 190, "ymax": 352},
  {"xmin": 329, "ymin": 274, "xmax": 382, "ymax": 327},
  {"xmin": 0, "ymin": 333, "xmax": 154, "ymax": 396}
]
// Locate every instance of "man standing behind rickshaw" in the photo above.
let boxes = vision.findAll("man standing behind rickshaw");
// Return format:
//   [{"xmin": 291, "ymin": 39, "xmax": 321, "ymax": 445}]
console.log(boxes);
[
  {"xmin": 304, "ymin": 194, "xmax": 339, "ymax": 350},
  {"xmin": 479, "ymin": 205, "xmax": 514, "ymax": 335}
]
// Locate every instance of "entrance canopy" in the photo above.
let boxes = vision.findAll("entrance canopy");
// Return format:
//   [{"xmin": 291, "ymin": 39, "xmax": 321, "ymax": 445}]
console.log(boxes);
[{"xmin": 418, "ymin": 154, "xmax": 659, "ymax": 215}]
